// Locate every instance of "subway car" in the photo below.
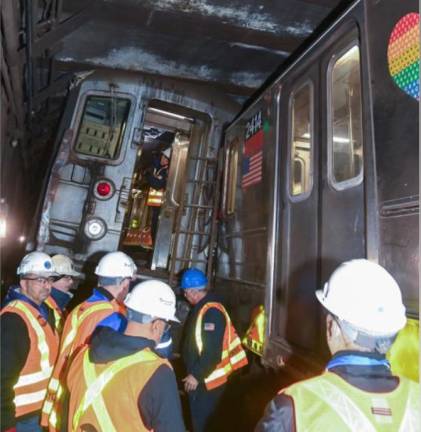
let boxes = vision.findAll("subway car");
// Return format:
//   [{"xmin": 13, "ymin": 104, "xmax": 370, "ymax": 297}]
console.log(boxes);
[
  {"xmin": 30, "ymin": 74, "xmax": 239, "ymax": 282},
  {"xmin": 30, "ymin": 0, "xmax": 418, "ymax": 375},
  {"xmin": 216, "ymin": 0, "xmax": 419, "ymax": 374}
]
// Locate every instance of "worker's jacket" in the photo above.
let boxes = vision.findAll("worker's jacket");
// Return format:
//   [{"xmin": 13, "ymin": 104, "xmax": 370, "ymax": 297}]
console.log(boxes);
[
  {"xmin": 195, "ymin": 302, "xmax": 248, "ymax": 390},
  {"xmin": 67, "ymin": 345, "xmax": 170, "ymax": 431},
  {"xmin": 41, "ymin": 289, "xmax": 126, "ymax": 431},
  {"xmin": 0, "ymin": 300, "xmax": 59, "ymax": 419},
  {"xmin": 242, "ymin": 305, "xmax": 266, "ymax": 356},
  {"xmin": 44, "ymin": 296, "xmax": 64, "ymax": 333},
  {"xmin": 283, "ymin": 371, "xmax": 420, "ymax": 431}
]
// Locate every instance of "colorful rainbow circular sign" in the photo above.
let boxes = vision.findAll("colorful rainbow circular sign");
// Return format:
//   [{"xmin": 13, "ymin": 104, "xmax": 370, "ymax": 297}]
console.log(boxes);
[{"xmin": 387, "ymin": 13, "xmax": 419, "ymax": 100}]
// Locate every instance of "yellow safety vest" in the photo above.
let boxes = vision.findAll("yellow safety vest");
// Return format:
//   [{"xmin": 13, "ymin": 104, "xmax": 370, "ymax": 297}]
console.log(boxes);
[
  {"xmin": 387, "ymin": 317, "xmax": 419, "ymax": 382},
  {"xmin": 242, "ymin": 305, "xmax": 266, "ymax": 356},
  {"xmin": 195, "ymin": 302, "xmax": 248, "ymax": 390},
  {"xmin": 283, "ymin": 371, "xmax": 420, "ymax": 431}
]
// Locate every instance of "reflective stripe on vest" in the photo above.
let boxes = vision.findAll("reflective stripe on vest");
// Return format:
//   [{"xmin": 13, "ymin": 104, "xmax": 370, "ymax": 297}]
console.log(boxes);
[
  {"xmin": 61, "ymin": 302, "xmax": 113, "ymax": 353},
  {"xmin": 73, "ymin": 349, "xmax": 159, "ymax": 431},
  {"xmin": 283, "ymin": 371, "xmax": 420, "ymax": 431},
  {"xmin": 146, "ymin": 188, "xmax": 164, "ymax": 207},
  {"xmin": 242, "ymin": 305, "xmax": 266, "ymax": 356},
  {"xmin": 195, "ymin": 302, "xmax": 248, "ymax": 390},
  {"xmin": 1, "ymin": 301, "xmax": 58, "ymax": 415},
  {"xmin": 45, "ymin": 296, "xmax": 63, "ymax": 332}
]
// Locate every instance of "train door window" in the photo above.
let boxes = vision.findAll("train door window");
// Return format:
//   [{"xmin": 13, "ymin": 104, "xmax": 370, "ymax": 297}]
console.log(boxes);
[
  {"xmin": 328, "ymin": 44, "xmax": 363, "ymax": 189},
  {"xmin": 224, "ymin": 137, "xmax": 239, "ymax": 215},
  {"xmin": 288, "ymin": 82, "xmax": 314, "ymax": 198},
  {"xmin": 74, "ymin": 95, "xmax": 131, "ymax": 159}
]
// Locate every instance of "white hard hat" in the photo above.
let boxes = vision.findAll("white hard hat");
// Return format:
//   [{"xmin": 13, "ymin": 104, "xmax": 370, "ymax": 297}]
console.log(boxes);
[
  {"xmin": 161, "ymin": 147, "xmax": 171, "ymax": 159},
  {"xmin": 316, "ymin": 259, "xmax": 406, "ymax": 336},
  {"xmin": 124, "ymin": 280, "xmax": 180, "ymax": 323},
  {"xmin": 52, "ymin": 254, "xmax": 84, "ymax": 278},
  {"xmin": 94, "ymin": 251, "xmax": 137, "ymax": 278},
  {"xmin": 17, "ymin": 251, "xmax": 58, "ymax": 277}
]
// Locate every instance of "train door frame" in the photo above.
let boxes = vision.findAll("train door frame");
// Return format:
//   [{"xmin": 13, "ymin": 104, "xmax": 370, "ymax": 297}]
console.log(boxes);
[
  {"xmin": 275, "ymin": 64, "xmax": 321, "ymax": 356},
  {"xmin": 265, "ymin": 5, "xmax": 379, "ymax": 367}
]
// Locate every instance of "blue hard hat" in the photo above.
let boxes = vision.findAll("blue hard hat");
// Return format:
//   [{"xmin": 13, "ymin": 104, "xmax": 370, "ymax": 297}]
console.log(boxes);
[{"xmin": 181, "ymin": 268, "xmax": 208, "ymax": 290}]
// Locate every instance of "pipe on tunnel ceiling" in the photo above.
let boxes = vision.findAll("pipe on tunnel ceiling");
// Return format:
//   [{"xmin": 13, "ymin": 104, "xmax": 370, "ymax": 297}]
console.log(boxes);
[{"xmin": 24, "ymin": 0, "xmax": 34, "ymax": 128}]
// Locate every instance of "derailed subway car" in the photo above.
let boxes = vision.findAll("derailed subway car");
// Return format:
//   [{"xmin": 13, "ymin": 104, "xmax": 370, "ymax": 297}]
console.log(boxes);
[
  {"xmin": 216, "ymin": 0, "xmax": 419, "ymax": 374},
  {"xmin": 31, "ymin": 72, "xmax": 239, "ymax": 278}
]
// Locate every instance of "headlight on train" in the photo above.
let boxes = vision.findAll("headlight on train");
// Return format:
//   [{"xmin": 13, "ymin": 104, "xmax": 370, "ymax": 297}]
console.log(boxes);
[
  {"xmin": 83, "ymin": 217, "xmax": 107, "ymax": 240},
  {"xmin": 94, "ymin": 179, "xmax": 115, "ymax": 200}
]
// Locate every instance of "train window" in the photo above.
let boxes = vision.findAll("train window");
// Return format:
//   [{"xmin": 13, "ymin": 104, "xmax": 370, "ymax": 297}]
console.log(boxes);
[
  {"xmin": 328, "ymin": 44, "xmax": 363, "ymax": 189},
  {"xmin": 74, "ymin": 95, "xmax": 131, "ymax": 159},
  {"xmin": 289, "ymin": 82, "xmax": 313, "ymax": 197},
  {"xmin": 225, "ymin": 137, "xmax": 239, "ymax": 215}
]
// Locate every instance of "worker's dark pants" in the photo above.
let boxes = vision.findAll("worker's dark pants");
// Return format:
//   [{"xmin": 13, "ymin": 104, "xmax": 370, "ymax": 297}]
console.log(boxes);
[
  {"xmin": 151, "ymin": 206, "xmax": 161, "ymax": 244},
  {"xmin": 188, "ymin": 383, "xmax": 225, "ymax": 432}
]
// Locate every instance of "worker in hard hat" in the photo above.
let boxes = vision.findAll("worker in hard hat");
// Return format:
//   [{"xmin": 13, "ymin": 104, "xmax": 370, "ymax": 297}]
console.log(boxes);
[
  {"xmin": 145, "ymin": 147, "xmax": 171, "ymax": 243},
  {"xmin": 1, "ymin": 252, "xmax": 60, "ymax": 432},
  {"xmin": 255, "ymin": 259, "xmax": 420, "ymax": 431},
  {"xmin": 181, "ymin": 267, "xmax": 248, "ymax": 432},
  {"xmin": 41, "ymin": 251, "xmax": 137, "ymax": 432},
  {"xmin": 42, "ymin": 254, "xmax": 85, "ymax": 332},
  {"xmin": 66, "ymin": 280, "xmax": 185, "ymax": 432},
  {"xmin": 50, "ymin": 254, "xmax": 84, "ymax": 305}
]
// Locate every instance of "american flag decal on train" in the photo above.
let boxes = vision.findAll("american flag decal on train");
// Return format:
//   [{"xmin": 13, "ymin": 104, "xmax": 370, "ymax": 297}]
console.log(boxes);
[
  {"xmin": 242, "ymin": 151, "xmax": 263, "ymax": 188},
  {"xmin": 242, "ymin": 111, "xmax": 264, "ymax": 189}
]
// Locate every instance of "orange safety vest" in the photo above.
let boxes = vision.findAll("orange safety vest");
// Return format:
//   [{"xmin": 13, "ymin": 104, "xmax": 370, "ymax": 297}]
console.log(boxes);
[
  {"xmin": 67, "ymin": 346, "xmax": 171, "ymax": 431},
  {"xmin": 146, "ymin": 187, "xmax": 164, "ymax": 207},
  {"xmin": 195, "ymin": 302, "xmax": 248, "ymax": 390},
  {"xmin": 283, "ymin": 370, "xmax": 420, "ymax": 431},
  {"xmin": 44, "ymin": 295, "xmax": 64, "ymax": 333},
  {"xmin": 1, "ymin": 300, "xmax": 59, "ymax": 419},
  {"xmin": 41, "ymin": 298, "xmax": 126, "ymax": 431}
]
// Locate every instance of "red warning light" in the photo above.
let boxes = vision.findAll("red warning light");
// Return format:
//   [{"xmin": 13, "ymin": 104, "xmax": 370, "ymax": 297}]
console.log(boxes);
[{"xmin": 97, "ymin": 181, "xmax": 112, "ymax": 197}]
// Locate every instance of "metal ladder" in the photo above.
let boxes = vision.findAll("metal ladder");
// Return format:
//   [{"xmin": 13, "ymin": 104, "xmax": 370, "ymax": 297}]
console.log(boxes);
[{"xmin": 168, "ymin": 146, "xmax": 222, "ymax": 286}]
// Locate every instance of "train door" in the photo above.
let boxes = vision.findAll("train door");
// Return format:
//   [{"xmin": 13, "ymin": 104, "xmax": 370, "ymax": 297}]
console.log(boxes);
[
  {"xmin": 275, "ymin": 62, "xmax": 321, "ymax": 356},
  {"xmin": 120, "ymin": 104, "xmax": 193, "ymax": 270},
  {"xmin": 272, "ymin": 22, "xmax": 367, "ymax": 363},
  {"xmin": 319, "ymin": 30, "xmax": 366, "ymax": 289}
]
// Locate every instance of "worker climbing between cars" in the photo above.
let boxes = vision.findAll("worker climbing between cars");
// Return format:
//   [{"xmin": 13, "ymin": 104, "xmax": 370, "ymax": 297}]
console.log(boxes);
[
  {"xmin": 256, "ymin": 259, "xmax": 420, "ymax": 431},
  {"xmin": 44, "ymin": 254, "xmax": 85, "ymax": 332},
  {"xmin": 66, "ymin": 279, "xmax": 185, "ymax": 432},
  {"xmin": 1, "ymin": 252, "xmax": 60, "ymax": 432},
  {"xmin": 41, "ymin": 251, "xmax": 137, "ymax": 432},
  {"xmin": 145, "ymin": 147, "xmax": 171, "ymax": 244},
  {"xmin": 181, "ymin": 268, "xmax": 248, "ymax": 432}
]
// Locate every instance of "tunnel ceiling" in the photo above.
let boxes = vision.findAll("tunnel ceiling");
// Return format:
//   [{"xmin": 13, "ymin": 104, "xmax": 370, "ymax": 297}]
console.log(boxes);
[{"xmin": 55, "ymin": 0, "xmax": 347, "ymax": 95}]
